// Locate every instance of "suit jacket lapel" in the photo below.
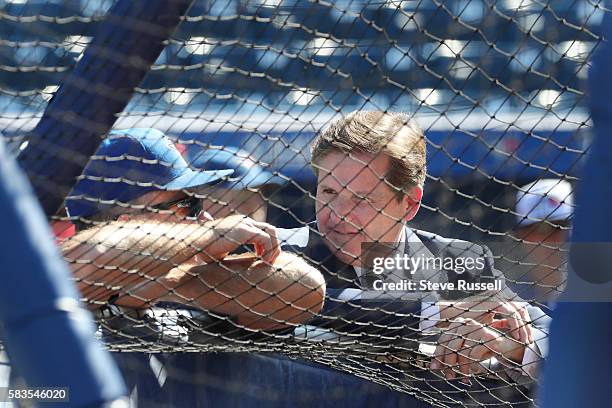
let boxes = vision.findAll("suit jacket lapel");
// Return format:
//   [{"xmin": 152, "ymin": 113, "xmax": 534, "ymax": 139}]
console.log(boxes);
[{"xmin": 404, "ymin": 226, "xmax": 445, "ymax": 284}]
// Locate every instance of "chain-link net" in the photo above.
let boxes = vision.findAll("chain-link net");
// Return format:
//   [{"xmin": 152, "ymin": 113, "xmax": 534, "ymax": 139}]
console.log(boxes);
[{"xmin": 1, "ymin": 0, "xmax": 607, "ymax": 407}]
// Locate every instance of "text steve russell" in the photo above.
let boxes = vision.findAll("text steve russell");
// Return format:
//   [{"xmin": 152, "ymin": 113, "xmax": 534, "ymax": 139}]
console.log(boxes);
[{"xmin": 372, "ymin": 279, "xmax": 503, "ymax": 292}]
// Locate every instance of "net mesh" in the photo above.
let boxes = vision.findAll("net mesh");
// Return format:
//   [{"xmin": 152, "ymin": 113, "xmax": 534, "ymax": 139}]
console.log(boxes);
[{"xmin": 1, "ymin": 0, "xmax": 607, "ymax": 407}]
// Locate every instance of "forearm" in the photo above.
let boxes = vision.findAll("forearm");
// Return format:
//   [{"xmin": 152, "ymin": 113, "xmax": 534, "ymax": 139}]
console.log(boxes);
[
  {"xmin": 160, "ymin": 253, "xmax": 326, "ymax": 330},
  {"xmin": 62, "ymin": 217, "xmax": 288, "ymax": 314},
  {"xmin": 62, "ymin": 220, "xmax": 216, "ymax": 307},
  {"xmin": 63, "ymin": 220, "xmax": 218, "ymax": 266}
]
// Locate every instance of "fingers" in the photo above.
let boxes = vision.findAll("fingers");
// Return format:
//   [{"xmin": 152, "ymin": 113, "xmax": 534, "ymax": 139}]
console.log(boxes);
[
  {"xmin": 489, "ymin": 319, "xmax": 508, "ymax": 331},
  {"xmin": 197, "ymin": 210, "xmax": 214, "ymax": 222},
  {"xmin": 467, "ymin": 345, "xmax": 489, "ymax": 376},
  {"xmin": 449, "ymin": 320, "xmax": 485, "ymax": 379},
  {"xmin": 431, "ymin": 342, "xmax": 447, "ymax": 372},
  {"xmin": 511, "ymin": 304, "xmax": 532, "ymax": 344},
  {"xmin": 201, "ymin": 215, "xmax": 281, "ymax": 263},
  {"xmin": 489, "ymin": 302, "xmax": 529, "ymax": 343},
  {"xmin": 457, "ymin": 336, "xmax": 477, "ymax": 378},
  {"xmin": 444, "ymin": 336, "xmax": 463, "ymax": 379},
  {"xmin": 431, "ymin": 318, "xmax": 502, "ymax": 380},
  {"xmin": 431, "ymin": 327, "xmax": 453, "ymax": 371},
  {"xmin": 240, "ymin": 223, "xmax": 278, "ymax": 264},
  {"xmin": 491, "ymin": 302, "xmax": 519, "ymax": 340},
  {"xmin": 474, "ymin": 300, "xmax": 533, "ymax": 344},
  {"xmin": 251, "ymin": 220, "xmax": 281, "ymax": 263},
  {"xmin": 431, "ymin": 320, "xmax": 464, "ymax": 378},
  {"xmin": 202, "ymin": 215, "xmax": 281, "ymax": 264},
  {"xmin": 432, "ymin": 301, "xmax": 534, "ymax": 382},
  {"xmin": 230, "ymin": 218, "xmax": 280, "ymax": 264}
]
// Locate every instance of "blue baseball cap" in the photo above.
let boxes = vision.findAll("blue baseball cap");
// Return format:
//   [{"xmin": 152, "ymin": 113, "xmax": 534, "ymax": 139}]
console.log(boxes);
[
  {"xmin": 66, "ymin": 128, "xmax": 233, "ymax": 218},
  {"xmin": 187, "ymin": 147, "xmax": 287, "ymax": 191}
]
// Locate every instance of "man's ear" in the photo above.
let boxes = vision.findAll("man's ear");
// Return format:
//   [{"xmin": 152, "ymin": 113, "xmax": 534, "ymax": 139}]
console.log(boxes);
[{"xmin": 403, "ymin": 185, "xmax": 423, "ymax": 222}]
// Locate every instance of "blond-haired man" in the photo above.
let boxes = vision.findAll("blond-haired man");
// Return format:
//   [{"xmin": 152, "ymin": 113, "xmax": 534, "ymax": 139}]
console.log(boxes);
[{"xmin": 285, "ymin": 111, "xmax": 549, "ymax": 379}]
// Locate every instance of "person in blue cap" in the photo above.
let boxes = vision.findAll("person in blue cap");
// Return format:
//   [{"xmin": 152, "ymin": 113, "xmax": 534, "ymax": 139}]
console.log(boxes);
[
  {"xmin": 65, "ymin": 128, "xmax": 234, "ymax": 223},
  {"xmin": 186, "ymin": 146, "xmax": 288, "ymax": 223},
  {"xmin": 61, "ymin": 128, "xmax": 325, "ymax": 330}
]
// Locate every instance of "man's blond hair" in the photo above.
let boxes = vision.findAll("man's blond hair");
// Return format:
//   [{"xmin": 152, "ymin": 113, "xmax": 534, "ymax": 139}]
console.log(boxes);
[{"xmin": 311, "ymin": 111, "xmax": 426, "ymax": 199}]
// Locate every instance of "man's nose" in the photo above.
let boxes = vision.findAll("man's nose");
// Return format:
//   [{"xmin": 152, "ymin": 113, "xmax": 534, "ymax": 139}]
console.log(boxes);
[{"xmin": 328, "ymin": 197, "xmax": 356, "ymax": 223}]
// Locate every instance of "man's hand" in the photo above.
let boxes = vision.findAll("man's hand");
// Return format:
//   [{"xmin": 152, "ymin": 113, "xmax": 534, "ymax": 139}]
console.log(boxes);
[
  {"xmin": 430, "ymin": 317, "xmax": 531, "ymax": 380},
  {"xmin": 197, "ymin": 215, "xmax": 281, "ymax": 264},
  {"xmin": 438, "ymin": 299, "xmax": 534, "ymax": 345}
]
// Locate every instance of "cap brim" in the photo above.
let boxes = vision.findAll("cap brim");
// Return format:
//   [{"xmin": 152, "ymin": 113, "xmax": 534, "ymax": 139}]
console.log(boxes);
[
  {"xmin": 516, "ymin": 214, "xmax": 572, "ymax": 227},
  {"xmin": 219, "ymin": 170, "xmax": 288, "ymax": 190},
  {"xmin": 163, "ymin": 168, "xmax": 234, "ymax": 191}
]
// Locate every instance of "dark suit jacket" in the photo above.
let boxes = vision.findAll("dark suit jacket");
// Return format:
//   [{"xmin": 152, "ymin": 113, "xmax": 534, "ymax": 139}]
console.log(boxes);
[
  {"xmin": 280, "ymin": 223, "xmax": 550, "ymax": 370},
  {"xmin": 287, "ymin": 223, "xmax": 505, "ymax": 298}
]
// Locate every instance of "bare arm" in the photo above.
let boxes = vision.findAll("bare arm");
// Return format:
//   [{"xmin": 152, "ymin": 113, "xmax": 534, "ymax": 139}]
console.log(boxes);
[
  {"xmin": 135, "ymin": 252, "xmax": 326, "ymax": 331},
  {"xmin": 62, "ymin": 215, "xmax": 281, "ymax": 309}
]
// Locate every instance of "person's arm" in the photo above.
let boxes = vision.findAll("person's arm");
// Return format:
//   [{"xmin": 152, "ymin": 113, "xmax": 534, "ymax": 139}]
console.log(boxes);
[
  {"xmin": 62, "ymin": 215, "xmax": 281, "ymax": 308},
  {"xmin": 151, "ymin": 252, "xmax": 327, "ymax": 330}
]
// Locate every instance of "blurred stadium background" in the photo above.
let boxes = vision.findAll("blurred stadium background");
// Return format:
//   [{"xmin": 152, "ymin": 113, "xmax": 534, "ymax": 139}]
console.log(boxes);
[
  {"xmin": 0, "ymin": 0, "xmax": 607, "ymax": 407},
  {"xmin": 0, "ymin": 0, "xmax": 597, "ymax": 234}
]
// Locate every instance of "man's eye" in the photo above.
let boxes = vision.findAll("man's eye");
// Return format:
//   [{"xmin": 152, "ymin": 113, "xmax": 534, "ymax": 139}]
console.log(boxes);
[
  {"xmin": 320, "ymin": 188, "xmax": 335, "ymax": 195},
  {"xmin": 353, "ymin": 194, "xmax": 371, "ymax": 204}
]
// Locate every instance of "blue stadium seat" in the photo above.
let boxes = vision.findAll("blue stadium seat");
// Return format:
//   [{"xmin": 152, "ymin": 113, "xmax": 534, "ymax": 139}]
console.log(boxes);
[
  {"xmin": 361, "ymin": 5, "xmax": 426, "ymax": 41},
  {"xmin": 1, "ymin": 0, "xmax": 80, "ymax": 17},
  {"xmin": 325, "ymin": 5, "xmax": 373, "ymax": 39},
  {"xmin": 450, "ymin": 0, "xmax": 486, "ymax": 26},
  {"xmin": 79, "ymin": 0, "xmax": 114, "ymax": 18},
  {"xmin": 553, "ymin": 57, "xmax": 586, "ymax": 90},
  {"xmin": 0, "ymin": 0, "xmax": 82, "ymax": 39},
  {"xmin": 575, "ymin": 0, "xmax": 605, "ymax": 33},
  {"xmin": 12, "ymin": 45, "xmax": 60, "ymax": 68},
  {"xmin": 0, "ymin": 45, "xmax": 14, "ymax": 66},
  {"xmin": 205, "ymin": 0, "xmax": 239, "ymax": 17},
  {"xmin": 383, "ymin": 45, "xmax": 415, "ymax": 74},
  {"xmin": 0, "ymin": 0, "xmax": 592, "ymax": 102},
  {"xmin": 293, "ymin": 2, "xmax": 343, "ymax": 36},
  {"xmin": 412, "ymin": 3, "xmax": 457, "ymax": 38},
  {"xmin": 252, "ymin": 48, "xmax": 295, "ymax": 75},
  {"xmin": 533, "ymin": 9, "xmax": 593, "ymax": 43},
  {"xmin": 177, "ymin": 0, "xmax": 239, "ymax": 40}
]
